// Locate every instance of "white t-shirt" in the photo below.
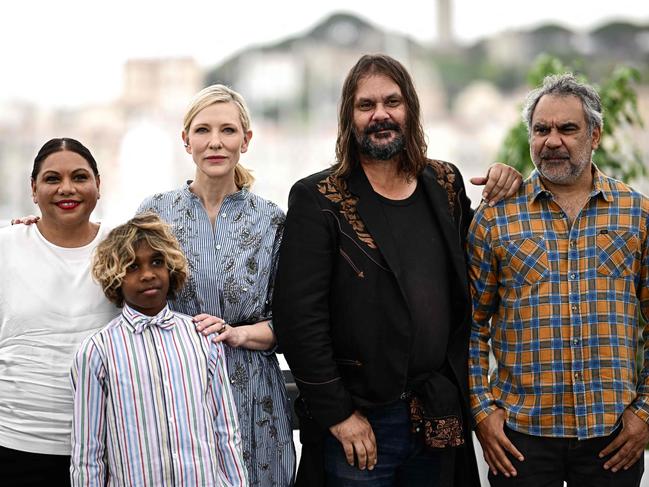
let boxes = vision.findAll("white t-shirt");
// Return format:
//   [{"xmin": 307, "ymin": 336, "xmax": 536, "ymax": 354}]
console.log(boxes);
[{"xmin": 0, "ymin": 223, "xmax": 118, "ymax": 455}]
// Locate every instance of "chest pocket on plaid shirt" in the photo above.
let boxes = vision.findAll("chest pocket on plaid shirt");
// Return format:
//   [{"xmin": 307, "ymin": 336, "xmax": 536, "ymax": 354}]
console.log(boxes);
[
  {"xmin": 597, "ymin": 230, "xmax": 639, "ymax": 278},
  {"xmin": 500, "ymin": 236, "xmax": 549, "ymax": 286}
]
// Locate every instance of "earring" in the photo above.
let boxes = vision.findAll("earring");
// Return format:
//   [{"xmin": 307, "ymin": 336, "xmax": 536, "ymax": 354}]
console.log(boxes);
[{"xmin": 184, "ymin": 142, "xmax": 189, "ymax": 148}]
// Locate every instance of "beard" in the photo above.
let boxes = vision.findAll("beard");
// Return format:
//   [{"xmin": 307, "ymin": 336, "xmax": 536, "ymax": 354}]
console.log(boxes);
[
  {"xmin": 355, "ymin": 121, "xmax": 405, "ymax": 160},
  {"xmin": 534, "ymin": 148, "xmax": 592, "ymax": 185}
]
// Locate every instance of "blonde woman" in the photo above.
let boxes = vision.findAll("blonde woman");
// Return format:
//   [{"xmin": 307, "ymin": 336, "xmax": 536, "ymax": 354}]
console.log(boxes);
[{"xmin": 137, "ymin": 85, "xmax": 295, "ymax": 486}]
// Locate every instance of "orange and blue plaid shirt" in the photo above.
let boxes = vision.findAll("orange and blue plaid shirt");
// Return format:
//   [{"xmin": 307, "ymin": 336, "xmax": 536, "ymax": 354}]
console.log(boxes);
[{"xmin": 467, "ymin": 167, "xmax": 649, "ymax": 439}]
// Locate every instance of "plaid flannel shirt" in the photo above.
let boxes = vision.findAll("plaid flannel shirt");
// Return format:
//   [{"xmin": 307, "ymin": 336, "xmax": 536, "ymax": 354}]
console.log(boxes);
[{"xmin": 468, "ymin": 167, "xmax": 649, "ymax": 439}]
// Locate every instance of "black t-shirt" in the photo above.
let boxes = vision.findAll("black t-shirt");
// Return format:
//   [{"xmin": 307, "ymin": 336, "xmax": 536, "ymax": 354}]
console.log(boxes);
[{"xmin": 376, "ymin": 182, "xmax": 451, "ymax": 376}]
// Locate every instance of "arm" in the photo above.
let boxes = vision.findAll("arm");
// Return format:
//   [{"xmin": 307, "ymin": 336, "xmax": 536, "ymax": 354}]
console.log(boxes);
[
  {"xmin": 195, "ymin": 208, "xmax": 285, "ymax": 352},
  {"xmin": 469, "ymin": 163, "xmax": 522, "ymax": 207},
  {"xmin": 70, "ymin": 338, "xmax": 108, "ymax": 487},
  {"xmin": 194, "ymin": 315, "xmax": 275, "ymax": 350},
  {"xmin": 209, "ymin": 342, "xmax": 248, "ymax": 487},
  {"xmin": 467, "ymin": 207, "xmax": 523, "ymax": 477},
  {"xmin": 273, "ymin": 180, "xmax": 376, "ymax": 469},
  {"xmin": 599, "ymin": 222, "xmax": 649, "ymax": 471},
  {"xmin": 272, "ymin": 180, "xmax": 355, "ymax": 428}
]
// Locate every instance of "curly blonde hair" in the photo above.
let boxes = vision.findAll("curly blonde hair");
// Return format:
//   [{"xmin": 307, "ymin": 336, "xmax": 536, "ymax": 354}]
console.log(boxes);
[{"xmin": 92, "ymin": 212, "xmax": 189, "ymax": 307}]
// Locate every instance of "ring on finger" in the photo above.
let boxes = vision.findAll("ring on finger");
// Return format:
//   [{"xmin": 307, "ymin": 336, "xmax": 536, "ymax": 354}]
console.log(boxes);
[{"xmin": 218, "ymin": 324, "xmax": 228, "ymax": 334}]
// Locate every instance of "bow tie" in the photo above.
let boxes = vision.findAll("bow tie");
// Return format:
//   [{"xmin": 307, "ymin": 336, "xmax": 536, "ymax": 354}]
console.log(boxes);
[{"xmin": 131, "ymin": 310, "xmax": 176, "ymax": 334}]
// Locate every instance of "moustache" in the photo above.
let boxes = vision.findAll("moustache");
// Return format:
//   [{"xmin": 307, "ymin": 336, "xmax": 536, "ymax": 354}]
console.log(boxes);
[
  {"xmin": 540, "ymin": 150, "xmax": 570, "ymax": 160},
  {"xmin": 364, "ymin": 121, "xmax": 401, "ymax": 135}
]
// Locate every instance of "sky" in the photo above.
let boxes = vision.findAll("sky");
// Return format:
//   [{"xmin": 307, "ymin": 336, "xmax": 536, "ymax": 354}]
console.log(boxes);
[{"xmin": 3, "ymin": 0, "xmax": 649, "ymax": 107}]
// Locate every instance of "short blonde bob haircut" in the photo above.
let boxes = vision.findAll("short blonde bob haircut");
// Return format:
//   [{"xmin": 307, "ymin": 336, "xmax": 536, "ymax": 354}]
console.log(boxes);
[
  {"xmin": 92, "ymin": 212, "xmax": 189, "ymax": 307},
  {"xmin": 183, "ymin": 84, "xmax": 255, "ymax": 189}
]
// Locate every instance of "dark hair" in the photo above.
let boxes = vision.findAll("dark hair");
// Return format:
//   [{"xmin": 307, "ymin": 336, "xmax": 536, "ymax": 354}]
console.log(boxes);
[
  {"xmin": 334, "ymin": 54, "xmax": 428, "ymax": 180},
  {"xmin": 32, "ymin": 138, "xmax": 99, "ymax": 181},
  {"xmin": 522, "ymin": 73, "xmax": 603, "ymax": 137}
]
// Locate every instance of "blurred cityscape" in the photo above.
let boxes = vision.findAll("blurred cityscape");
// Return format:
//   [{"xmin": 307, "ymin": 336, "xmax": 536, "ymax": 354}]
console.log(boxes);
[{"xmin": 2, "ymin": 11, "xmax": 649, "ymax": 225}]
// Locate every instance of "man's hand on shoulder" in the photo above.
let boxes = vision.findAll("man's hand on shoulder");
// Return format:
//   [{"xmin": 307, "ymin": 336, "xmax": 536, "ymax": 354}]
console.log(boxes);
[
  {"xmin": 470, "ymin": 163, "xmax": 522, "ymax": 207},
  {"xmin": 329, "ymin": 410, "xmax": 377, "ymax": 471},
  {"xmin": 475, "ymin": 407, "xmax": 524, "ymax": 478},
  {"xmin": 600, "ymin": 408, "xmax": 649, "ymax": 472}
]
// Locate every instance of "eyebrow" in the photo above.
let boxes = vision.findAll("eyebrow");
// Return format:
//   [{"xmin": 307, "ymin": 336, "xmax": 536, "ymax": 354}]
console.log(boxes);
[{"xmin": 356, "ymin": 92, "xmax": 402, "ymax": 103}]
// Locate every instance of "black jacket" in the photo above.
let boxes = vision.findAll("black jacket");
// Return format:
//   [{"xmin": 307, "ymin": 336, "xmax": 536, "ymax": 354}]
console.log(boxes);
[{"xmin": 273, "ymin": 161, "xmax": 480, "ymax": 486}]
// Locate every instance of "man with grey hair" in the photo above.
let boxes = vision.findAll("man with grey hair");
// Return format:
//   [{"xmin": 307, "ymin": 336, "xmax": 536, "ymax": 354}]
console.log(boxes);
[{"xmin": 467, "ymin": 72, "xmax": 649, "ymax": 486}]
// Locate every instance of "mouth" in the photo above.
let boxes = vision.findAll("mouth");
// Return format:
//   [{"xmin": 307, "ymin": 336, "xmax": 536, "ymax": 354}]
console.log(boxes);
[
  {"xmin": 365, "ymin": 122, "xmax": 401, "ymax": 141},
  {"xmin": 205, "ymin": 155, "xmax": 227, "ymax": 162},
  {"xmin": 141, "ymin": 287, "xmax": 162, "ymax": 296},
  {"xmin": 55, "ymin": 200, "xmax": 81, "ymax": 210}
]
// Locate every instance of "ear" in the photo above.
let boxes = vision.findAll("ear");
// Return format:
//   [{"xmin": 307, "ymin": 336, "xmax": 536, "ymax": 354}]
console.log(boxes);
[
  {"xmin": 241, "ymin": 130, "xmax": 253, "ymax": 154},
  {"xmin": 591, "ymin": 125, "xmax": 601, "ymax": 150},
  {"xmin": 95, "ymin": 174, "xmax": 101, "ymax": 199},
  {"xmin": 31, "ymin": 179, "xmax": 37, "ymax": 204},
  {"xmin": 181, "ymin": 131, "xmax": 191, "ymax": 154}
]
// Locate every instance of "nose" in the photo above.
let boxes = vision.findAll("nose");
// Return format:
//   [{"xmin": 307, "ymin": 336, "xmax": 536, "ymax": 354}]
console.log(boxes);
[
  {"xmin": 139, "ymin": 265, "xmax": 156, "ymax": 281},
  {"xmin": 208, "ymin": 134, "xmax": 223, "ymax": 149},
  {"xmin": 58, "ymin": 177, "xmax": 76, "ymax": 194},
  {"xmin": 544, "ymin": 129, "xmax": 562, "ymax": 149},
  {"xmin": 372, "ymin": 103, "xmax": 390, "ymax": 121}
]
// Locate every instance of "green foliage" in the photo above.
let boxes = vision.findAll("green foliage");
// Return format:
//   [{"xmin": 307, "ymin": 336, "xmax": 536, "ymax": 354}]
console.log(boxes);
[{"xmin": 497, "ymin": 54, "xmax": 646, "ymax": 183}]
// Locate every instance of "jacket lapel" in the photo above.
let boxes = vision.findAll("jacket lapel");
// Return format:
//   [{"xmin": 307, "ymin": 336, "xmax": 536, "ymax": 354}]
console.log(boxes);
[
  {"xmin": 419, "ymin": 166, "xmax": 468, "ymax": 294},
  {"xmin": 348, "ymin": 166, "xmax": 404, "ymax": 281}
]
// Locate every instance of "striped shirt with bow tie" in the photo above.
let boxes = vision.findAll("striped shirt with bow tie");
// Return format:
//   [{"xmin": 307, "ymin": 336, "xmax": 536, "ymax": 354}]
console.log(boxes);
[{"xmin": 70, "ymin": 304, "xmax": 247, "ymax": 486}]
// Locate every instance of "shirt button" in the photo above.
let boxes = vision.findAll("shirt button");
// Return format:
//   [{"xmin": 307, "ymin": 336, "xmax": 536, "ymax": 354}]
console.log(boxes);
[
  {"xmin": 571, "ymin": 304, "xmax": 578, "ymax": 311},
  {"xmin": 572, "ymin": 338, "xmax": 580, "ymax": 345},
  {"xmin": 243, "ymin": 287, "xmax": 248, "ymax": 292},
  {"xmin": 570, "ymin": 240, "xmax": 576, "ymax": 248},
  {"xmin": 570, "ymin": 273, "xmax": 576, "ymax": 280},
  {"xmin": 221, "ymin": 213, "xmax": 227, "ymax": 218},
  {"xmin": 216, "ymin": 244, "xmax": 221, "ymax": 250},
  {"xmin": 574, "ymin": 372, "xmax": 581, "ymax": 380}
]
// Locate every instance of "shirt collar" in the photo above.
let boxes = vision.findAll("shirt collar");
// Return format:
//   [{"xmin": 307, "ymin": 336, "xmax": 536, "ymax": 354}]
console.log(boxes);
[
  {"xmin": 122, "ymin": 304, "xmax": 176, "ymax": 334},
  {"xmin": 182, "ymin": 180, "xmax": 250, "ymax": 202},
  {"xmin": 528, "ymin": 164, "xmax": 613, "ymax": 203}
]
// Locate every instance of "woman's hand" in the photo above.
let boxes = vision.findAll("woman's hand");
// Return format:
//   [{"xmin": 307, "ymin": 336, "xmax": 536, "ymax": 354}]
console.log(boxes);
[
  {"xmin": 211, "ymin": 323, "xmax": 250, "ymax": 348},
  {"xmin": 193, "ymin": 314, "xmax": 275, "ymax": 350},
  {"xmin": 194, "ymin": 313, "xmax": 226, "ymax": 336},
  {"xmin": 11, "ymin": 215, "xmax": 40, "ymax": 225}
]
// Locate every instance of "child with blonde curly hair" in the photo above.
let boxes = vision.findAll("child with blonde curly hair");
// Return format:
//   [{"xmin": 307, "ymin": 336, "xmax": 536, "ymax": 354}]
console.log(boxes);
[{"xmin": 70, "ymin": 212, "xmax": 247, "ymax": 486}]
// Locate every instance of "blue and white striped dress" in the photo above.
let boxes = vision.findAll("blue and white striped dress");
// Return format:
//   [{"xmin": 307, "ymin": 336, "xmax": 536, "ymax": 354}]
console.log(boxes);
[{"xmin": 138, "ymin": 184, "xmax": 295, "ymax": 486}]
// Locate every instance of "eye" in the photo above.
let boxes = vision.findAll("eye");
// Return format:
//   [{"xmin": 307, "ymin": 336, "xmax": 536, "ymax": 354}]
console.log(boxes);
[
  {"xmin": 194, "ymin": 127, "xmax": 209, "ymax": 134},
  {"xmin": 534, "ymin": 126, "xmax": 550, "ymax": 136},
  {"xmin": 44, "ymin": 175, "xmax": 60, "ymax": 183},
  {"xmin": 126, "ymin": 263, "xmax": 138, "ymax": 273},
  {"xmin": 73, "ymin": 174, "xmax": 89, "ymax": 182},
  {"xmin": 222, "ymin": 127, "xmax": 236, "ymax": 134},
  {"xmin": 152, "ymin": 258, "xmax": 165, "ymax": 267},
  {"xmin": 385, "ymin": 98, "xmax": 401, "ymax": 107},
  {"xmin": 357, "ymin": 101, "xmax": 373, "ymax": 111}
]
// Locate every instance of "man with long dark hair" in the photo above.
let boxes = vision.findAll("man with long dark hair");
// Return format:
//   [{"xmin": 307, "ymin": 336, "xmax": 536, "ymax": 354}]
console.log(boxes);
[{"xmin": 274, "ymin": 54, "xmax": 520, "ymax": 486}]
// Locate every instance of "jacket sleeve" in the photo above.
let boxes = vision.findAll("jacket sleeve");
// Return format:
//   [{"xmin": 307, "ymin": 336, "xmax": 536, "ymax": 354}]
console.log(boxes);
[{"xmin": 272, "ymin": 180, "xmax": 355, "ymax": 429}]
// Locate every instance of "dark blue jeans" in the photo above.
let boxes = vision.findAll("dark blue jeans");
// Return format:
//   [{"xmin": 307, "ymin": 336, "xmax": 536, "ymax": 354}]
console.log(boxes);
[
  {"xmin": 324, "ymin": 400, "xmax": 456, "ymax": 486},
  {"xmin": 488, "ymin": 425, "xmax": 644, "ymax": 487}
]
